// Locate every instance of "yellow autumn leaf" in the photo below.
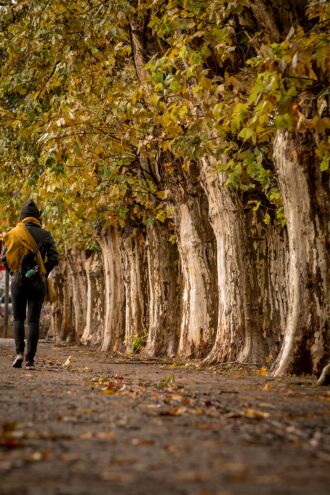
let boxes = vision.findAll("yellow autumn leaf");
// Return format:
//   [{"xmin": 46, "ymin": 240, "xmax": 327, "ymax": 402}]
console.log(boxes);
[
  {"xmin": 257, "ymin": 366, "xmax": 268, "ymax": 377},
  {"xmin": 243, "ymin": 408, "xmax": 270, "ymax": 419}
]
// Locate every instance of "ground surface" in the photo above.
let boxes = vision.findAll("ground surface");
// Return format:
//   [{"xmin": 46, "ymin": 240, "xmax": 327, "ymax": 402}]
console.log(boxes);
[{"xmin": 0, "ymin": 339, "xmax": 329, "ymax": 495}]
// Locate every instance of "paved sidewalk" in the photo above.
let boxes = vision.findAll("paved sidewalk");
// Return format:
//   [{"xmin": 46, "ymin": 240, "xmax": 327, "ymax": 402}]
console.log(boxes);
[{"xmin": 0, "ymin": 341, "xmax": 329, "ymax": 495}]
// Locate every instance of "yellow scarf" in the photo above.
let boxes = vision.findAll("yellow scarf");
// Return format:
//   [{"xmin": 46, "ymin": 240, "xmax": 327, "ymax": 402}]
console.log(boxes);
[{"xmin": 3, "ymin": 217, "xmax": 46, "ymax": 275}]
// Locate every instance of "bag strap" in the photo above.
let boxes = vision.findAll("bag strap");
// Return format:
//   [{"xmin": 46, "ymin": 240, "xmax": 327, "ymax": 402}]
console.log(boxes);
[
  {"xmin": 21, "ymin": 224, "xmax": 47, "ymax": 276},
  {"xmin": 22, "ymin": 224, "xmax": 39, "ymax": 254}
]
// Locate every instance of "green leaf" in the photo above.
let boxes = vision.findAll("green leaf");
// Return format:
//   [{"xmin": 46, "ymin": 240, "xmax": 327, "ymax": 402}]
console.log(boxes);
[
  {"xmin": 238, "ymin": 127, "xmax": 256, "ymax": 143},
  {"xmin": 320, "ymin": 154, "xmax": 329, "ymax": 172},
  {"xmin": 263, "ymin": 212, "xmax": 271, "ymax": 225},
  {"xmin": 231, "ymin": 103, "xmax": 249, "ymax": 131},
  {"xmin": 274, "ymin": 114, "xmax": 293, "ymax": 129},
  {"xmin": 156, "ymin": 209, "xmax": 167, "ymax": 223}
]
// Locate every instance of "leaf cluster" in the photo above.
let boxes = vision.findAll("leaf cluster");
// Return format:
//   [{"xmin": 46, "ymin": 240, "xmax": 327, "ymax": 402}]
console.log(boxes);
[{"xmin": 0, "ymin": 0, "xmax": 328, "ymax": 242}]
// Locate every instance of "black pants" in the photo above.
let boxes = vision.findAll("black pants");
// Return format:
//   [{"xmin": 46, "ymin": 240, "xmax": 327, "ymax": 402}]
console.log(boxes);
[{"xmin": 11, "ymin": 274, "xmax": 46, "ymax": 362}]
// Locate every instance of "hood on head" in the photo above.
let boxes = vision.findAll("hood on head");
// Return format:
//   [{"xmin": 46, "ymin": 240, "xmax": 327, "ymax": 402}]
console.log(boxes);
[{"xmin": 20, "ymin": 199, "xmax": 41, "ymax": 221}]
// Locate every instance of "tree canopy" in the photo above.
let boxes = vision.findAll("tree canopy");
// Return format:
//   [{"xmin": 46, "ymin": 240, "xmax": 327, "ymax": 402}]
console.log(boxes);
[{"xmin": 0, "ymin": 0, "xmax": 329, "ymax": 247}]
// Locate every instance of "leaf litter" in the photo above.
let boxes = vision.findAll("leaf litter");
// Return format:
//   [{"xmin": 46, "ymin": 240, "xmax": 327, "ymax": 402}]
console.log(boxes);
[{"xmin": 1, "ymin": 342, "xmax": 330, "ymax": 494}]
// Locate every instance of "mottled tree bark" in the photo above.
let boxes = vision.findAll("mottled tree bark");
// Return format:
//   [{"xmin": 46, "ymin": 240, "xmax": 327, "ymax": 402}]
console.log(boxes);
[
  {"xmin": 200, "ymin": 157, "xmax": 290, "ymax": 366},
  {"xmin": 170, "ymin": 175, "xmax": 217, "ymax": 359},
  {"xmin": 58, "ymin": 258, "xmax": 75, "ymax": 343},
  {"xmin": 272, "ymin": 131, "xmax": 330, "ymax": 375},
  {"xmin": 81, "ymin": 251, "xmax": 105, "ymax": 346},
  {"xmin": 245, "ymin": 209, "xmax": 289, "ymax": 363},
  {"xmin": 200, "ymin": 157, "xmax": 257, "ymax": 363},
  {"xmin": 99, "ymin": 228, "xmax": 125, "ymax": 352},
  {"xmin": 49, "ymin": 265, "xmax": 64, "ymax": 342},
  {"xmin": 67, "ymin": 249, "xmax": 87, "ymax": 342},
  {"xmin": 121, "ymin": 228, "xmax": 147, "ymax": 352},
  {"xmin": 144, "ymin": 223, "xmax": 181, "ymax": 357}
]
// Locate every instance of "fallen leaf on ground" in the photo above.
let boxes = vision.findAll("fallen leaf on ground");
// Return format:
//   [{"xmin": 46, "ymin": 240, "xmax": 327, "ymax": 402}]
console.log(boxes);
[
  {"xmin": 226, "ymin": 411, "xmax": 243, "ymax": 419},
  {"xmin": 242, "ymin": 408, "xmax": 270, "ymax": 419},
  {"xmin": 257, "ymin": 367, "xmax": 268, "ymax": 377},
  {"xmin": 159, "ymin": 406, "xmax": 187, "ymax": 416},
  {"xmin": 1, "ymin": 422, "xmax": 17, "ymax": 432},
  {"xmin": 27, "ymin": 451, "xmax": 48, "ymax": 462},
  {"xmin": 131, "ymin": 438, "xmax": 155, "ymax": 446},
  {"xmin": 189, "ymin": 406, "xmax": 209, "ymax": 416},
  {"xmin": 0, "ymin": 438, "xmax": 24, "ymax": 449},
  {"xmin": 142, "ymin": 403, "xmax": 161, "ymax": 409},
  {"xmin": 168, "ymin": 393, "xmax": 185, "ymax": 402},
  {"xmin": 62, "ymin": 355, "xmax": 72, "ymax": 367}
]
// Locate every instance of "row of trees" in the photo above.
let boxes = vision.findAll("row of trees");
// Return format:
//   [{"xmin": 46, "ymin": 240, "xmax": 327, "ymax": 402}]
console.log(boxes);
[{"xmin": 0, "ymin": 0, "xmax": 329, "ymax": 374}]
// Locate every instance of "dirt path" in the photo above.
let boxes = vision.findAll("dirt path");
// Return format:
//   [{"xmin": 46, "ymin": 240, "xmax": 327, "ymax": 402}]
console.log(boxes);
[{"xmin": 0, "ymin": 340, "xmax": 329, "ymax": 495}]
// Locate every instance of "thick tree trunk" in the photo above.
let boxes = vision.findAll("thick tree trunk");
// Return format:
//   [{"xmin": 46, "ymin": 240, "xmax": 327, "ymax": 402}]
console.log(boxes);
[
  {"xmin": 245, "ymin": 209, "xmax": 289, "ymax": 363},
  {"xmin": 200, "ymin": 157, "xmax": 290, "ymax": 366},
  {"xmin": 121, "ymin": 228, "xmax": 147, "ymax": 352},
  {"xmin": 144, "ymin": 223, "xmax": 181, "ymax": 357},
  {"xmin": 58, "ymin": 258, "xmax": 75, "ymax": 342},
  {"xmin": 200, "ymin": 157, "xmax": 265, "ymax": 364},
  {"xmin": 67, "ymin": 249, "xmax": 87, "ymax": 342},
  {"xmin": 173, "ymin": 185, "xmax": 218, "ymax": 359},
  {"xmin": 99, "ymin": 229, "xmax": 125, "ymax": 352},
  {"xmin": 272, "ymin": 131, "xmax": 330, "ymax": 375},
  {"xmin": 49, "ymin": 266, "xmax": 64, "ymax": 342},
  {"xmin": 81, "ymin": 251, "xmax": 105, "ymax": 346}
]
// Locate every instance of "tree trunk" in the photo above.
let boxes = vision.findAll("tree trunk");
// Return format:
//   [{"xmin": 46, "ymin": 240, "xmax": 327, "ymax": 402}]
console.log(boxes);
[
  {"xmin": 121, "ymin": 228, "xmax": 147, "ymax": 352},
  {"xmin": 144, "ymin": 223, "xmax": 181, "ymax": 357},
  {"xmin": 99, "ymin": 228, "xmax": 125, "ymax": 352},
  {"xmin": 272, "ymin": 131, "xmax": 330, "ymax": 375},
  {"xmin": 245, "ymin": 209, "xmax": 289, "ymax": 364},
  {"xmin": 58, "ymin": 258, "xmax": 75, "ymax": 342},
  {"xmin": 200, "ymin": 157, "xmax": 266, "ymax": 364},
  {"xmin": 172, "ymin": 182, "xmax": 218, "ymax": 359},
  {"xmin": 81, "ymin": 251, "xmax": 105, "ymax": 346},
  {"xmin": 49, "ymin": 265, "xmax": 64, "ymax": 342},
  {"xmin": 67, "ymin": 249, "xmax": 87, "ymax": 342}
]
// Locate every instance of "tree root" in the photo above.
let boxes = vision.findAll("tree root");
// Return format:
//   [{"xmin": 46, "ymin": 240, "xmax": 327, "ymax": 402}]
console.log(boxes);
[{"xmin": 317, "ymin": 363, "xmax": 330, "ymax": 386}]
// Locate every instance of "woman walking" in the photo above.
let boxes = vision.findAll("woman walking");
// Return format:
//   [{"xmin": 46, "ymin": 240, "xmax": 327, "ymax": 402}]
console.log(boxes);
[{"xmin": 2, "ymin": 199, "xmax": 59, "ymax": 369}]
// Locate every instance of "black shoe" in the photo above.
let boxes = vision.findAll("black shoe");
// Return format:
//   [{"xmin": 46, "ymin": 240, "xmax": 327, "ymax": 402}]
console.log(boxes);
[
  {"xmin": 12, "ymin": 354, "xmax": 24, "ymax": 368},
  {"xmin": 26, "ymin": 362, "xmax": 35, "ymax": 370}
]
